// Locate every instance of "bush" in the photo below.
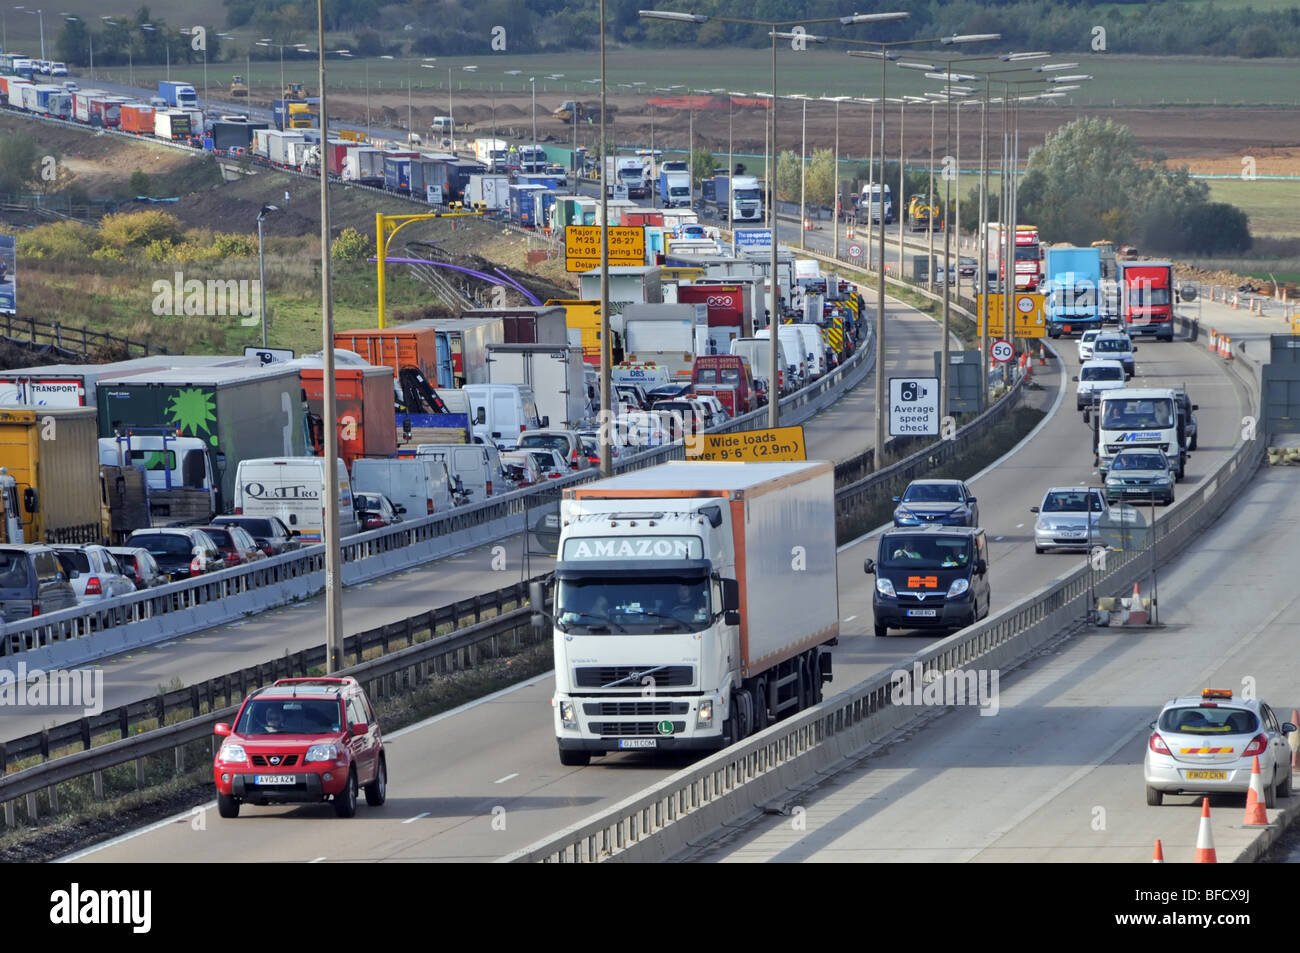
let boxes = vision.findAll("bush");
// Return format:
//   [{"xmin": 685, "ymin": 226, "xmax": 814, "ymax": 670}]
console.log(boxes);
[
  {"xmin": 330, "ymin": 227, "xmax": 372, "ymax": 262},
  {"xmin": 211, "ymin": 233, "xmax": 258, "ymax": 257},
  {"xmin": 128, "ymin": 170, "xmax": 150, "ymax": 196},
  {"xmin": 16, "ymin": 221, "xmax": 99, "ymax": 260},
  {"xmin": 98, "ymin": 211, "xmax": 183, "ymax": 250}
]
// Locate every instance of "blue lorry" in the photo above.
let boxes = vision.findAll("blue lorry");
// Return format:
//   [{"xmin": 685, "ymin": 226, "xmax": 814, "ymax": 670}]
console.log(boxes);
[
  {"xmin": 1044, "ymin": 246, "xmax": 1103, "ymax": 338},
  {"xmin": 158, "ymin": 80, "xmax": 198, "ymax": 109}
]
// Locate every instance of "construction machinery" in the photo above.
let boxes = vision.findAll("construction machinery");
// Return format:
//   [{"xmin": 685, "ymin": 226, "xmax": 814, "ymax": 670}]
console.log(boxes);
[
  {"xmin": 230, "ymin": 74, "xmax": 248, "ymax": 98},
  {"xmin": 282, "ymin": 82, "xmax": 309, "ymax": 101},
  {"xmin": 553, "ymin": 100, "xmax": 614, "ymax": 124},
  {"xmin": 907, "ymin": 194, "xmax": 941, "ymax": 232}
]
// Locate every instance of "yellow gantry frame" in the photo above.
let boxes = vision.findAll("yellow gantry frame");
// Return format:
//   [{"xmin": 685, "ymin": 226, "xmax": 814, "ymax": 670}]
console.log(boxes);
[{"xmin": 375, "ymin": 205, "xmax": 488, "ymax": 328}]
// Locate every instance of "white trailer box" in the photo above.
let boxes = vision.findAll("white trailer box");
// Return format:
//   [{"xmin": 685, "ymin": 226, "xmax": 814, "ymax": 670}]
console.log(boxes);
[
  {"xmin": 465, "ymin": 174, "xmax": 510, "ymax": 211},
  {"xmin": 549, "ymin": 460, "xmax": 839, "ymax": 762},
  {"xmin": 622, "ymin": 303, "xmax": 706, "ymax": 380},
  {"xmin": 267, "ymin": 130, "xmax": 306, "ymax": 166},
  {"xmin": 486, "ymin": 343, "xmax": 590, "ymax": 431}
]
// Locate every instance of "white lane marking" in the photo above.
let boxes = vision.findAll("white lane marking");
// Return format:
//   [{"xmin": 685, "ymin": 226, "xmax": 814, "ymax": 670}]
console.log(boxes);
[
  {"xmin": 843, "ymin": 615, "xmax": 857, "ymax": 623},
  {"xmin": 403, "ymin": 812, "xmax": 431, "ymax": 824},
  {"xmin": 995, "ymin": 536, "xmax": 1005, "ymax": 542},
  {"xmin": 386, "ymin": 671, "xmax": 553, "ymax": 741},
  {"xmin": 309, "ymin": 856, "xmax": 327, "ymax": 863},
  {"xmin": 58, "ymin": 802, "xmax": 217, "ymax": 862},
  {"xmin": 494, "ymin": 773, "xmax": 519, "ymax": 784},
  {"xmin": 1015, "ymin": 523, "xmax": 1024, "ymax": 529}
]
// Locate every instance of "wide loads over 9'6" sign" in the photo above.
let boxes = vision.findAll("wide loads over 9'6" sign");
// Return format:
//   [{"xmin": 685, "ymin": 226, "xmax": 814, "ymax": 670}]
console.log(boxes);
[
  {"xmin": 685, "ymin": 425, "xmax": 806, "ymax": 462},
  {"xmin": 565, "ymin": 225, "xmax": 646, "ymax": 272},
  {"xmin": 889, "ymin": 377, "xmax": 939, "ymax": 436}
]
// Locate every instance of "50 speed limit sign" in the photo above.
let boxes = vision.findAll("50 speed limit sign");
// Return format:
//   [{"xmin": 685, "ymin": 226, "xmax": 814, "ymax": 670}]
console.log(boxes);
[{"xmin": 990, "ymin": 339, "xmax": 1014, "ymax": 363}]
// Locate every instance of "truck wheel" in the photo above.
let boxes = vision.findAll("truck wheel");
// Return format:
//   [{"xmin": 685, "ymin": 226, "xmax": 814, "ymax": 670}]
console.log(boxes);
[
  {"xmin": 795, "ymin": 660, "xmax": 809, "ymax": 712},
  {"xmin": 808, "ymin": 652, "xmax": 824, "ymax": 705},
  {"xmin": 558, "ymin": 746, "xmax": 590, "ymax": 767},
  {"xmin": 751, "ymin": 681, "xmax": 768, "ymax": 732}
]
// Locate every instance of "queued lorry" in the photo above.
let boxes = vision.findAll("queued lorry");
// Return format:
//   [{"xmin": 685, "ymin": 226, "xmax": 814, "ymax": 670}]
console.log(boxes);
[
  {"xmin": 0, "ymin": 407, "xmax": 102, "ymax": 543},
  {"xmin": 335, "ymin": 317, "xmax": 504, "ymax": 389},
  {"xmin": 98, "ymin": 429, "xmax": 217, "ymax": 523},
  {"xmin": 272, "ymin": 98, "xmax": 317, "ymax": 131},
  {"xmin": 289, "ymin": 358, "xmax": 397, "ymax": 470},
  {"xmin": 155, "ymin": 109, "xmax": 192, "ymax": 141},
  {"xmin": 542, "ymin": 460, "xmax": 838, "ymax": 764},
  {"xmin": 158, "ymin": 81, "xmax": 198, "ymax": 110},
  {"xmin": 658, "ymin": 166, "xmax": 691, "ymax": 208},
  {"xmin": 96, "ymin": 365, "xmax": 307, "ymax": 516},
  {"xmin": 343, "ymin": 145, "xmax": 386, "ymax": 186},
  {"xmin": 622, "ymin": 303, "xmax": 705, "ymax": 381},
  {"xmin": 1117, "ymin": 260, "xmax": 1176, "ymax": 341},
  {"xmin": 485, "ymin": 344, "xmax": 591, "ymax": 431},
  {"xmin": 1044, "ymin": 246, "xmax": 1104, "ymax": 338},
  {"xmin": 701, "ymin": 174, "xmax": 764, "ymax": 223},
  {"xmin": 473, "ymin": 138, "xmax": 510, "ymax": 173}
]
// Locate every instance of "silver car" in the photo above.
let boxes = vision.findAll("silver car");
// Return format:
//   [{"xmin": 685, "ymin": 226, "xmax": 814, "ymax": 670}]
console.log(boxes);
[
  {"xmin": 53, "ymin": 545, "xmax": 137, "ymax": 603},
  {"xmin": 1030, "ymin": 487, "xmax": 1107, "ymax": 553},
  {"xmin": 1145, "ymin": 689, "xmax": 1295, "ymax": 806}
]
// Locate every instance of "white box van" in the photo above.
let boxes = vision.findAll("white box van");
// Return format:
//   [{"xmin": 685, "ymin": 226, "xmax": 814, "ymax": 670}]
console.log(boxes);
[
  {"xmin": 755, "ymin": 327, "xmax": 806, "ymax": 388},
  {"xmin": 233, "ymin": 457, "xmax": 358, "ymax": 543},
  {"xmin": 416, "ymin": 443, "xmax": 501, "ymax": 502},
  {"xmin": 351, "ymin": 457, "xmax": 453, "ymax": 519},
  {"xmin": 788, "ymin": 323, "xmax": 828, "ymax": 379},
  {"xmin": 464, "ymin": 383, "xmax": 544, "ymax": 450}
]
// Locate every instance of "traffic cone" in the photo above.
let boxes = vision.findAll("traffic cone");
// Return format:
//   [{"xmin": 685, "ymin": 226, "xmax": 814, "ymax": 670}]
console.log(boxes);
[
  {"xmin": 1152, "ymin": 839, "xmax": 1164, "ymax": 863},
  {"xmin": 1127, "ymin": 582, "xmax": 1148, "ymax": 625},
  {"xmin": 1194, "ymin": 798, "xmax": 1217, "ymax": 863},
  {"xmin": 1038, "ymin": 340, "xmax": 1046, "ymax": 366},
  {"xmin": 1243, "ymin": 756, "xmax": 1271, "ymax": 826}
]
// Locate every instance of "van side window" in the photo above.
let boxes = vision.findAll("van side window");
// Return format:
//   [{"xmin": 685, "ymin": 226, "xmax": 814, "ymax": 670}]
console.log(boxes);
[{"xmin": 475, "ymin": 406, "xmax": 486, "ymax": 424}]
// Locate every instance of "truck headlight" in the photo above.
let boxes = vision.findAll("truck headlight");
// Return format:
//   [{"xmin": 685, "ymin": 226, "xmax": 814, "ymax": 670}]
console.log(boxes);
[
  {"xmin": 947, "ymin": 578, "xmax": 970, "ymax": 598},
  {"xmin": 697, "ymin": 700, "xmax": 713, "ymax": 727},
  {"xmin": 559, "ymin": 701, "xmax": 577, "ymax": 729},
  {"xmin": 876, "ymin": 577, "xmax": 896, "ymax": 598}
]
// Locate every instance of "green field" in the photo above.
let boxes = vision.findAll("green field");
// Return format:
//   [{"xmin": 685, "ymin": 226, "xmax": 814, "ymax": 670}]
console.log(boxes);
[{"xmin": 1204, "ymin": 179, "xmax": 1300, "ymax": 238}]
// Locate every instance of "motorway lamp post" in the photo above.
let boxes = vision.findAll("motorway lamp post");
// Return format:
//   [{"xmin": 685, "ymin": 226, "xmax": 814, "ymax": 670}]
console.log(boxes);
[
  {"xmin": 645, "ymin": 10, "xmax": 909, "ymax": 429},
  {"xmin": 530, "ymin": 75, "xmax": 537, "ymax": 148},
  {"xmin": 15, "ymin": 6, "xmax": 44, "ymax": 63},
  {"xmin": 256, "ymin": 205, "xmax": 279, "ymax": 348},
  {"xmin": 796, "ymin": 94, "xmax": 808, "ymax": 250},
  {"xmin": 821, "ymin": 96, "xmax": 850, "ymax": 262}
]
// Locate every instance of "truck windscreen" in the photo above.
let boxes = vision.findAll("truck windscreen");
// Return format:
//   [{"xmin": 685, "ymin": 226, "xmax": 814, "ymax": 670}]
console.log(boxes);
[
  {"xmin": 1128, "ymin": 286, "xmax": 1171, "ymax": 306},
  {"xmin": 1102, "ymin": 397, "xmax": 1174, "ymax": 430},
  {"xmin": 557, "ymin": 577, "xmax": 712, "ymax": 633}
]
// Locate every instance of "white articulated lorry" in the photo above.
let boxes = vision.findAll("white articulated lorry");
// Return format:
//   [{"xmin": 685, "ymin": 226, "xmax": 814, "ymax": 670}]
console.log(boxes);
[{"xmin": 540, "ymin": 460, "xmax": 838, "ymax": 766}]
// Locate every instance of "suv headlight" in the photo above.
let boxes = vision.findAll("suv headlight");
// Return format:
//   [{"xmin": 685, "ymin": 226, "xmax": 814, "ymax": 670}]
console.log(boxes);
[
  {"xmin": 304, "ymin": 743, "xmax": 340, "ymax": 763},
  {"xmin": 947, "ymin": 578, "xmax": 970, "ymax": 598},
  {"xmin": 876, "ymin": 577, "xmax": 896, "ymax": 598},
  {"xmin": 218, "ymin": 744, "xmax": 247, "ymax": 763},
  {"xmin": 559, "ymin": 701, "xmax": 577, "ymax": 729}
]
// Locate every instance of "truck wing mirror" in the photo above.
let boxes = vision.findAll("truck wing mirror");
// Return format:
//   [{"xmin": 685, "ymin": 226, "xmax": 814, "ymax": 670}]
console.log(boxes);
[
  {"xmin": 529, "ymin": 579, "xmax": 551, "ymax": 629},
  {"xmin": 720, "ymin": 577, "xmax": 740, "ymax": 614},
  {"xmin": 23, "ymin": 487, "xmax": 38, "ymax": 513}
]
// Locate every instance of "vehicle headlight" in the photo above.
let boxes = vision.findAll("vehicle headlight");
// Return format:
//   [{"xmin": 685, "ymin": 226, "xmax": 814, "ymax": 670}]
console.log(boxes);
[
  {"xmin": 304, "ymin": 743, "xmax": 339, "ymax": 763},
  {"xmin": 1153, "ymin": 475, "xmax": 1170, "ymax": 484},
  {"xmin": 1105, "ymin": 477, "xmax": 1121, "ymax": 486},
  {"xmin": 559, "ymin": 701, "xmax": 577, "ymax": 728},
  {"xmin": 895, "ymin": 509, "xmax": 919, "ymax": 524},
  {"xmin": 876, "ymin": 577, "xmax": 896, "ymax": 598},
  {"xmin": 1036, "ymin": 520, "xmax": 1053, "ymax": 532},
  {"xmin": 947, "ymin": 578, "xmax": 970, "ymax": 598},
  {"xmin": 218, "ymin": 744, "xmax": 247, "ymax": 763},
  {"xmin": 697, "ymin": 700, "xmax": 713, "ymax": 727}
]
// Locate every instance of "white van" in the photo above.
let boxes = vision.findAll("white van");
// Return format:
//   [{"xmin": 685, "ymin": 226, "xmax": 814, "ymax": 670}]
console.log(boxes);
[
  {"xmin": 755, "ymin": 328, "xmax": 806, "ymax": 388},
  {"xmin": 351, "ymin": 458, "xmax": 453, "ymax": 520},
  {"xmin": 416, "ymin": 443, "xmax": 501, "ymax": 502},
  {"xmin": 464, "ymin": 383, "xmax": 544, "ymax": 450},
  {"xmin": 233, "ymin": 457, "xmax": 358, "ymax": 543},
  {"xmin": 788, "ymin": 323, "xmax": 828, "ymax": 379}
]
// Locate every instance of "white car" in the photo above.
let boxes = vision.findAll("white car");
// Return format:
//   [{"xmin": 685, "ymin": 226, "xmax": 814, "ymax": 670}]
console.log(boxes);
[
  {"xmin": 1145, "ymin": 688, "xmax": 1295, "ymax": 806},
  {"xmin": 1076, "ymin": 329, "xmax": 1102, "ymax": 362},
  {"xmin": 1074, "ymin": 359, "xmax": 1127, "ymax": 411},
  {"xmin": 50, "ymin": 62, "xmax": 68, "ymax": 77},
  {"xmin": 517, "ymin": 447, "xmax": 569, "ymax": 479},
  {"xmin": 53, "ymin": 545, "xmax": 137, "ymax": 603}
]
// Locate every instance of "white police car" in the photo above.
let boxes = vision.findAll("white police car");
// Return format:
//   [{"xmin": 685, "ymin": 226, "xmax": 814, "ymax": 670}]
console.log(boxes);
[{"xmin": 1144, "ymin": 688, "xmax": 1295, "ymax": 806}]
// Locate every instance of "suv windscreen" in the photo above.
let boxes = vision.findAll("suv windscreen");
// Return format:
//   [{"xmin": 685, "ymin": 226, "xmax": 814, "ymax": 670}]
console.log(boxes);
[
  {"xmin": 1081, "ymin": 366, "xmax": 1124, "ymax": 381},
  {"xmin": 236, "ymin": 698, "xmax": 342, "ymax": 734},
  {"xmin": 1158, "ymin": 706, "xmax": 1256, "ymax": 734},
  {"xmin": 881, "ymin": 535, "xmax": 973, "ymax": 569}
]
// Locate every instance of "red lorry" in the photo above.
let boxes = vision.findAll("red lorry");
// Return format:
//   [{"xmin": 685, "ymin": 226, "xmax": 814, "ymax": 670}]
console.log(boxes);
[{"xmin": 1117, "ymin": 261, "xmax": 1175, "ymax": 341}]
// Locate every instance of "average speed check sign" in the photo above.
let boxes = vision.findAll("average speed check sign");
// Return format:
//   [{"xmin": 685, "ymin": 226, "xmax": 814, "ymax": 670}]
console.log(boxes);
[{"xmin": 991, "ymin": 339, "xmax": 1014, "ymax": 363}]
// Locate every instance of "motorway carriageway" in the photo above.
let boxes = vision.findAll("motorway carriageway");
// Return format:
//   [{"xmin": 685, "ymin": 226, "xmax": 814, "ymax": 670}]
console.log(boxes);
[
  {"xmin": 4, "ymin": 294, "xmax": 942, "ymax": 741},
  {"xmin": 65, "ymin": 320, "xmax": 1249, "ymax": 862}
]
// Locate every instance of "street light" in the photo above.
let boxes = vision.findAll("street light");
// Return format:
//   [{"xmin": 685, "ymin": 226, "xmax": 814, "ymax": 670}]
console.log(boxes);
[
  {"xmin": 529, "ymin": 75, "xmax": 537, "ymax": 148},
  {"xmin": 643, "ymin": 8, "xmax": 910, "ymax": 429},
  {"xmin": 821, "ymin": 96, "xmax": 850, "ymax": 261},
  {"xmin": 15, "ymin": 6, "xmax": 44, "ymax": 62},
  {"xmin": 256, "ymin": 205, "xmax": 280, "ymax": 348}
]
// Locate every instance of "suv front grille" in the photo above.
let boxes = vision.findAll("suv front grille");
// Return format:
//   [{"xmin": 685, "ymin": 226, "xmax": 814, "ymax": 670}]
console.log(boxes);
[
  {"xmin": 583, "ymin": 701, "xmax": 690, "ymax": 716},
  {"xmin": 251, "ymin": 754, "xmax": 300, "ymax": 767},
  {"xmin": 575, "ymin": 666, "xmax": 694, "ymax": 688},
  {"xmin": 588, "ymin": 721, "xmax": 688, "ymax": 737}
]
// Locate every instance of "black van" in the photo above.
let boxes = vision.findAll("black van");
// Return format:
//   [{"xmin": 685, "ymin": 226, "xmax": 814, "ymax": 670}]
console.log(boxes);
[
  {"xmin": 0, "ymin": 544, "xmax": 78, "ymax": 620},
  {"xmin": 864, "ymin": 526, "xmax": 991, "ymax": 637}
]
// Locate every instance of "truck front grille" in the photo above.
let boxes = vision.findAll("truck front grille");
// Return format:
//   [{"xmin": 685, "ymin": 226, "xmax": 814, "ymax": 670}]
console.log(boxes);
[
  {"xmin": 588, "ymin": 721, "xmax": 688, "ymax": 737},
  {"xmin": 574, "ymin": 666, "xmax": 694, "ymax": 688},
  {"xmin": 583, "ymin": 701, "xmax": 690, "ymax": 716}
]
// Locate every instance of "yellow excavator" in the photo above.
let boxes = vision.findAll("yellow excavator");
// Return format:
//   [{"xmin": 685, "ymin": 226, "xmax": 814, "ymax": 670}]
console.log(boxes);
[
  {"xmin": 907, "ymin": 194, "xmax": 942, "ymax": 232},
  {"xmin": 283, "ymin": 82, "xmax": 309, "ymax": 100},
  {"xmin": 230, "ymin": 74, "xmax": 248, "ymax": 98}
]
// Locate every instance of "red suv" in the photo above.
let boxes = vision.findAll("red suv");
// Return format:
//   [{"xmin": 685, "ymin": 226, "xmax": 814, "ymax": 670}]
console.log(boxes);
[{"xmin": 212, "ymin": 677, "xmax": 387, "ymax": 818}]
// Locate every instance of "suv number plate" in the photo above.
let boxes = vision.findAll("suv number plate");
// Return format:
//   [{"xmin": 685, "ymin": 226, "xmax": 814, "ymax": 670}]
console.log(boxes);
[{"xmin": 254, "ymin": 774, "xmax": 296, "ymax": 785}]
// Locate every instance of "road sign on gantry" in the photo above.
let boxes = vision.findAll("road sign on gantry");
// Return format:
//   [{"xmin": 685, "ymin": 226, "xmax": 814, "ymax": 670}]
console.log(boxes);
[{"xmin": 566, "ymin": 225, "xmax": 646, "ymax": 272}]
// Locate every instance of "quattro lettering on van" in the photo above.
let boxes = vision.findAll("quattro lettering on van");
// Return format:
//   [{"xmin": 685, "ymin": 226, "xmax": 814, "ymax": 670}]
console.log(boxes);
[{"xmin": 241, "ymin": 481, "xmax": 321, "ymax": 500}]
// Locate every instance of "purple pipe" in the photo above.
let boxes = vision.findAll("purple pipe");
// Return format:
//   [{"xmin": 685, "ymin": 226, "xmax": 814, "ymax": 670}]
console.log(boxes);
[{"xmin": 374, "ymin": 257, "xmax": 542, "ymax": 306}]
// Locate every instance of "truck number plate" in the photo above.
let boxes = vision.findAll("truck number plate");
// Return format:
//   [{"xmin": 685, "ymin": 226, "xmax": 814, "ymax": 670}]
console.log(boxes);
[
  {"xmin": 254, "ymin": 775, "xmax": 296, "ymax": 785},
  {"xmin": 617, "ymin": 739, "xmax": 657, "ymax": 750},
  {"xmin": 906, "ymin": 609, "xmax": 938, "ymax": 618}
]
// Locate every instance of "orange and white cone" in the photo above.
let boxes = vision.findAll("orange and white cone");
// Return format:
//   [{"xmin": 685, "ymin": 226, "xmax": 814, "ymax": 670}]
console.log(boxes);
[
  {"xmin": 1194, "ymin": 798, "xmax": 1217, "ymax": 863},
  {"xmin": 1127, "ymin": 582, "xmax": 1148, "ymax": 625},
  {"xmin": 1243, "ymin": 756, "xmax": 1271, "ymax": 826},
  {"xmin": 1152, "ymin": 839, "xmax": 1164, "ymax": 863}
]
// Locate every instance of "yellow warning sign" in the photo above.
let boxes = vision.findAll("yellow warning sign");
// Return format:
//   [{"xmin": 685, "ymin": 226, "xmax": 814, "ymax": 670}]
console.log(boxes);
[
  {"xmin": 565, "ymin": 225, "xmax": 646, "ymax": 272},
  {"xmin": 686, "ymin": 425, "xmax": 807, "ymax": 462},
  {"xmin": 977, "ymin": 293, "xmax": 1047, "ymax": 338}
]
